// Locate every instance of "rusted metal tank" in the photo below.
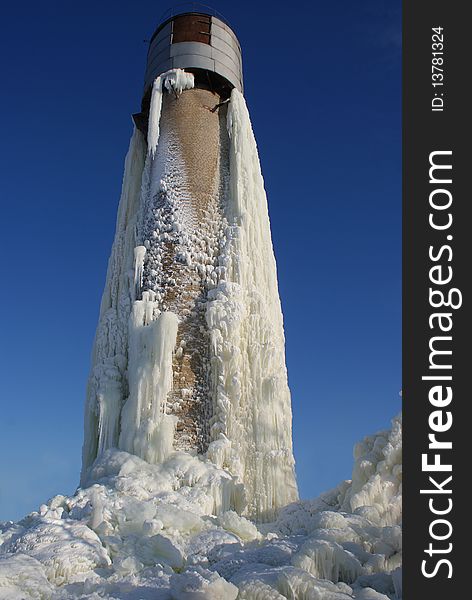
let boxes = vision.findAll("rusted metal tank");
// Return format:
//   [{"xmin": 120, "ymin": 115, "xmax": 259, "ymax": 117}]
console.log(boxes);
[
  {"xmin": 144, "ymin": 7, "xmax": 243, "ymax": 96},
  {"xmin": 134, "ymin": 6, "xmax": 242, "ymax": 140}
]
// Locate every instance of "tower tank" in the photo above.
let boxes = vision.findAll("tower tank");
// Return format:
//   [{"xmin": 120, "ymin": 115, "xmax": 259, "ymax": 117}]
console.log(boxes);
[
  {"xmin": 145, "ymin": 8, "xmax": 243, "ymax": 92},
  {"xmin": 133, "ymin": 7, "xmax": 243, "ymax": 133}
]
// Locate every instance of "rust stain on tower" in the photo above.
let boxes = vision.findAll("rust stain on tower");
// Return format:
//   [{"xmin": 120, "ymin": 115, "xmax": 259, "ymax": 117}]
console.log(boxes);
[{"xmin": 172, "ymin": 14, "xmax": 211, "ymax": 44}]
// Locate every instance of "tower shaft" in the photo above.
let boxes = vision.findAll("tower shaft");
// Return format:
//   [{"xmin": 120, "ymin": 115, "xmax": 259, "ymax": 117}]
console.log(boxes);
[{"xmin": 142, "ymin": 88, "xmax": 229, "ymax": 452}]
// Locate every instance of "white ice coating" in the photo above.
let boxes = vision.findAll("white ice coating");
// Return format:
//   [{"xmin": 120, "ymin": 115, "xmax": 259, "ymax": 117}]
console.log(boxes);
[
  {"xmin": 206, "ymin": 89, "xmax": 298, "ymax": 520},
  {"xmin": 148, "ymin": 70, "xmax": 195, "ymax": 157},
  {"xmin": 162, "ymin": 69, "xmax": 195, "ymax": 95},
  {"xmin": 82, "ymin": 70, "xmax": 194, "ymax": 478},
  {"xmin": 119, "ymin": 303, "xmax": 179, "ymax": 464},
  {"xmin": 81, "ymin": 75, "xmax": 298, "ymax": 522},
  {"xmin": 82, "ymin": 126, "xmax": 146, "ymax": 472},
  {"xmin": 0, "ymin": 414, "xmax": 402, "ymax": 599},
  {"xmin": 341, "ymin": 411, "xmax": 402, "ymax": 527}
]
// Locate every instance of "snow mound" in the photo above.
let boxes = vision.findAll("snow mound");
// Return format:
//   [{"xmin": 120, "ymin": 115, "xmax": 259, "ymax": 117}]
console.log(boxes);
[
  {"xmin": 0, "ymin": 554, "xmax": 52, "ymax": 600},
  {"xmin": 342, "ymin": 413, "xmax": 402, "ymax": 527},
  {"xmin": 0, "ymin": 414, "xmax": 402, "ymax": 599},
  {"xmin": 1, "ymin": 517, "xmax": 110, "ymax": 585},
  {"xmin": 170, "ymin": 566, "xmax": 238, "ymax": 599}
]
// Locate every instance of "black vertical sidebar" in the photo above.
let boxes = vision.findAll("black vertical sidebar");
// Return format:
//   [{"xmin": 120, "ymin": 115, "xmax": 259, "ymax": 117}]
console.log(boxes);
[{"xmin": 403, "ymin": 1, "xmax": 469, "ymax": 598}]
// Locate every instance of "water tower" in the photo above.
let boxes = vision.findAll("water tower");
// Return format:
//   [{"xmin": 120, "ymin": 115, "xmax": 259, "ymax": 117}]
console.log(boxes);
[
  {"xmin": 133, "ymin": 6, "xmax": 243, "ymax": 133},
  {"xmin": 82, "ymin": 5, "xmax": 298, "ymax": 521}
]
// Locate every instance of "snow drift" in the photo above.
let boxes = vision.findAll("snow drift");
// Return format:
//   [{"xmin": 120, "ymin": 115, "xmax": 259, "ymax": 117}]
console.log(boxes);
[{"xmin": 0, "ymin": 414, "xmax": 402, "ymax": 599}]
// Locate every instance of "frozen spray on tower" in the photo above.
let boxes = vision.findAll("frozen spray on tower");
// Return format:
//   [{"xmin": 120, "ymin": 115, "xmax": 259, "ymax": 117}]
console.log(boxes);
[{"xmin": 82, "ymin": 8, "xmax": 298, "ymax": 520}]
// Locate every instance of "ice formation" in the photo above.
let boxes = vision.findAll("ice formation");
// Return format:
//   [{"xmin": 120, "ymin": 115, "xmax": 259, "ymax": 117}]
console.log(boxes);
[
  {"xmin": 81, "ymin": 70, "xmax": 297, "ymax": 520},
  {"xmin": 205, "ymin": 91, "xmax": 298, "ymax": 520},
  {"xmin": 148, "ymin": 70, "xmax": 195, "ymax": 157},
  {"xmin": 0, "ymin": 70, "xmax": 402, "ymax": 598},
  {"xmin": 0, "ymin": 414, "xmax": 402, "ymax": 599}
]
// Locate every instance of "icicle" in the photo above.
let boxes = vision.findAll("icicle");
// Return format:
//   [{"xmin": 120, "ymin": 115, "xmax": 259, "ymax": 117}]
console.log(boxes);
[
  {"xmin": 133, "ymin": 245, "xmax": 146, "ymax": 299},
  {"xmin": 147, "ymin": 69, "xmax": 195, "ymax": 158},
  {"xmin": 163, "ymin": 69, "xmax": 195, "ymax": 95},
  {"xmin": 147, "ymin": 76, "xmax": 164, "ymax": 158},
  {"xmin": 119, "ymin": 301, "xmax": 179, "ymax": 464}
]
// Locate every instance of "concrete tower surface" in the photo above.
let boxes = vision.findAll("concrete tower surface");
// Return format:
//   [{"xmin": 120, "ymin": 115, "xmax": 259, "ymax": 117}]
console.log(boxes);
[{"xmin": 82, "ymin": 8, "xmax": 298, "ymax": 520}]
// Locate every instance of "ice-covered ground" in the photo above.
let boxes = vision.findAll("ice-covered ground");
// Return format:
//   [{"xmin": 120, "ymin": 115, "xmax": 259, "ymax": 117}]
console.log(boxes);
[{"xmin": 0, "ymin": 414, "xmax": 402, "ymax": 599}]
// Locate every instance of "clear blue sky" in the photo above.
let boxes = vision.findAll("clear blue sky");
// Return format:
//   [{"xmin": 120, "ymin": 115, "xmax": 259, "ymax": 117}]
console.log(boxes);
[{"xmin": 0, "ymin": 0, "xmax": 400, "ymax": 521}]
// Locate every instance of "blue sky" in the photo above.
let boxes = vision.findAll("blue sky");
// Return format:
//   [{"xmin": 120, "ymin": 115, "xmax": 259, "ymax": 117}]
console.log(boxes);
[{"xmin": 0, "ymin": 0, "xmax": 401, "ymax": 521}]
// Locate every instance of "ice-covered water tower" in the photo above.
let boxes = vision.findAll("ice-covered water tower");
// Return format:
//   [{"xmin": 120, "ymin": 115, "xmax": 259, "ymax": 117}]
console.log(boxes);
[{"xmin": 82, "ymin": 4, "xmax": 298, "ymax": 521}]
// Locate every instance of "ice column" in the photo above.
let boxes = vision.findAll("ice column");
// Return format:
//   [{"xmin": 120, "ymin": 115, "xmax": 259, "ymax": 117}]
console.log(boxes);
[{"xmin": 206, "ymin": 89, "xmax": 298, "ymax": 520}]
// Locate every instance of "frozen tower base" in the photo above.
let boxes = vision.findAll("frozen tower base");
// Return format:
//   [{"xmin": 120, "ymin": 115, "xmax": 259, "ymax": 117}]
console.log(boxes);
[{"xmin": 82, "ymin": 11, "xmax": 297, "ymax": 521}]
